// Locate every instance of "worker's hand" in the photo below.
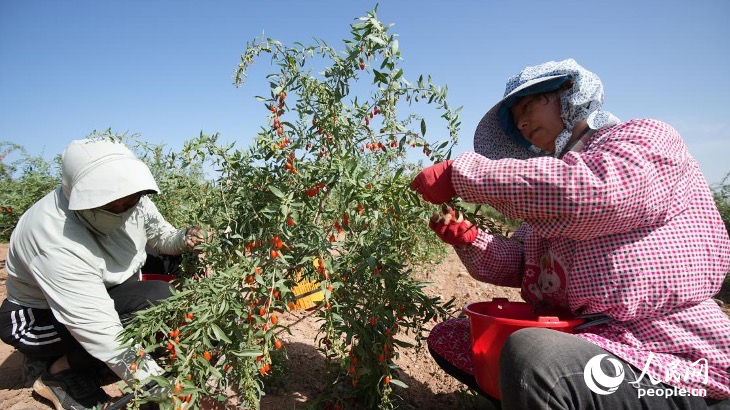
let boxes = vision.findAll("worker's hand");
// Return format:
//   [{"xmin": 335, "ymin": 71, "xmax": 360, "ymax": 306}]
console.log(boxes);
[
  {"xmin": 127, "ymin": 357, "xmax": 170, "ymax": 403},
  {"xmin": 184, "ymin": 226, "xmax": 208, "ymax": 251},
  {"xmin": 429, "ymin": 205, "xmax": 478, "ymax": 246},
  {"xmin": 144, "ymin": 378, "xmax": 190, "ymax": 409},
  {"xmin": 410, "ymin": 160, "xmax": 456, "ymax": 204}
]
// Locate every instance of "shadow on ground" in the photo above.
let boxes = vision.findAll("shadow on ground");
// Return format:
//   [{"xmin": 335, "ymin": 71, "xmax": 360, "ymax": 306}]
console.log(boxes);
[{"xmin": 260, "ymin": 341, "xmax": 481, "ymax": 410}]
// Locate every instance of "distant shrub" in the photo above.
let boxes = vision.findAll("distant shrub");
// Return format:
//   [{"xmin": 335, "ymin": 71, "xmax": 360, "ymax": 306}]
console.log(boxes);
[{"xmin": 0, "ymin": 142, "xmax": 60, "ymax": 242}]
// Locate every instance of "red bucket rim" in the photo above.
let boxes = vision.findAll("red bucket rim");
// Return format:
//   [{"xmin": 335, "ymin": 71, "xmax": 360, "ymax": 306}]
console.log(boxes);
[{"xmin": 462, "ymin": 299, "xmax": 584, "ymax": 328}]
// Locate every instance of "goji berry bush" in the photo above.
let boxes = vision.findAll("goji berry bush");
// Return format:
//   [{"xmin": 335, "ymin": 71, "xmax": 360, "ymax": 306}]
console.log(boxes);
[{"xmin": 119, "ymin": 8, "xmax": 462, "ymax": 409}]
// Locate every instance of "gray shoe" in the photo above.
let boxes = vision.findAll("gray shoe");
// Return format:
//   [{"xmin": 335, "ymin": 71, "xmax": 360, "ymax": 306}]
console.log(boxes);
[{"xmin": 33, "ymin": 369, "xmax": 109, "ymax": 410}]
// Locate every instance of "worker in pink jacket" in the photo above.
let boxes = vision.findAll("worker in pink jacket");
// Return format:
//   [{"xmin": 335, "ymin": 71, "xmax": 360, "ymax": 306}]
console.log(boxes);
[{"xmin": 411, "ymin": 59, "xmax": 730, "ymax": 409}]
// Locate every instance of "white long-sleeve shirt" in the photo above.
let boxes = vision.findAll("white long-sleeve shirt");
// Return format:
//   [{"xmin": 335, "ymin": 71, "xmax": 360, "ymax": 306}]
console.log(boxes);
[{"xmin": 5, "ymin": 186, "xmax": 186, "ymax": 382}]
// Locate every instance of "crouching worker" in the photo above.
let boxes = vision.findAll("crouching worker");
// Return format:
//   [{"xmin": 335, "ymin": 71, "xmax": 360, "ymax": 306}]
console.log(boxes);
[{"xmin": 0, "ymin": 139, "xmax": 205, "ymax": 409}]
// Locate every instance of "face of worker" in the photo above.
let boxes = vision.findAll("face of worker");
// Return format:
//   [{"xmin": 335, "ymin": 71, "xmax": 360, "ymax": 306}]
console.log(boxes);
[
  {"xmin": 510, "ymin": 92, "xmax": 565, "ymax": 153},
  {"xmin": 98, "ymin": 193, "xmax": 144, "ymax": 214}
]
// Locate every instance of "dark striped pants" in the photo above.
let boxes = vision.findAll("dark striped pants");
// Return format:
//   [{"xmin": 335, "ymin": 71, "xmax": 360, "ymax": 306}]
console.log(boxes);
[{"xmin": 0, "ymin": 280, "xmax": 171, "ymax": 374}]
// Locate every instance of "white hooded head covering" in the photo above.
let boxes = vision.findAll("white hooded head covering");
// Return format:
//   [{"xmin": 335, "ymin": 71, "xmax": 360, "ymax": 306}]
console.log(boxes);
[
  {"xmin": 61, "ymin": 139, "xmax": 159, "ymax": 210},
  {"xmin": 474, "ymin": 58, "xmax": 620, "ymax": 160}
]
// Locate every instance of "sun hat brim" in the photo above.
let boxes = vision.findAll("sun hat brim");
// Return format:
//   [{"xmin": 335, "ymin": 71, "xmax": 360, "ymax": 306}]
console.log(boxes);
[
  {"xmin": 67, "ymin": 155, "xmax": 160, "ymax": 210},
  {"xmin": 474, "ymin": 74, "xmax": 571, "ymax": 160}
]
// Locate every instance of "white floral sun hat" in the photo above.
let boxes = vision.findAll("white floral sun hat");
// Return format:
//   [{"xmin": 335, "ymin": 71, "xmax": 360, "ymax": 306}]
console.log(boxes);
[{"xmin": 474, "ymin": 58, "xmax": 620, "ymax": 160}]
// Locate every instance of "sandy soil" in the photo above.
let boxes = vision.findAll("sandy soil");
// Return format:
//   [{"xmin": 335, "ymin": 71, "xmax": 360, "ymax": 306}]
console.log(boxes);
[{"xmin": 1, "ymin": 242, "xmax": 728, "ymax": 409}]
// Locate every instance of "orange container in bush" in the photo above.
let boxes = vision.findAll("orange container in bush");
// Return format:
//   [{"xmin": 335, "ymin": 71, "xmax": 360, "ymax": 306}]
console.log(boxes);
[{"xmin": 463, "ymin": 298, "xmax": 583, "ymax": 399}]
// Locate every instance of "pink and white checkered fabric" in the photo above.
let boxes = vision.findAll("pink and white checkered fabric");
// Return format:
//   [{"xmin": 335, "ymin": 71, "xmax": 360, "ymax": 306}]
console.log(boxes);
[{"xmin": 431, "ymin": 118, "xmax": 730, "ymax": 398}]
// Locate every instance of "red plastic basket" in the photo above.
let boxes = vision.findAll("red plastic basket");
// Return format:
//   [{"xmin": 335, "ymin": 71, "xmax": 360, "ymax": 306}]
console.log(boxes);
[{"xmin": 463, "ymin": 298, "xmax": 583, "ymax": 399}]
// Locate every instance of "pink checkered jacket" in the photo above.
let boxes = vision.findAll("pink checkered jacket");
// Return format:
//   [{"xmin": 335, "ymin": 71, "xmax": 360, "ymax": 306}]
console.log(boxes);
[{"xmin": 451, "ymin": 119, "xmax": 730, "ymax": 398}]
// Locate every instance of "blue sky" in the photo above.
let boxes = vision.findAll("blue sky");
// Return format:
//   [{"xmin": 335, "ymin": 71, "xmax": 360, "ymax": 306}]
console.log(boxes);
[{"xmin": 2, "ymin": 1, "xmax": 729, "ymax": 185}]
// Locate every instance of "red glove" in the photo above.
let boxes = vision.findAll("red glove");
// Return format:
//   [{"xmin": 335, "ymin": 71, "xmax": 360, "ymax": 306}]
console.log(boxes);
[
  {"xmin": 410, "ymin": 160, "xmax": 456, "ymax": 204},
  {"xmin": 428, "ymin": 206, "xmax": 478, "ymax": 246}
]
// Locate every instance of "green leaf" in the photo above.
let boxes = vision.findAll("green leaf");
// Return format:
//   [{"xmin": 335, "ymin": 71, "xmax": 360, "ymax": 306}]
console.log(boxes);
[
  {"xmin": 268, "ymin": 185, "xmax": 285, "ymax": 198},
  {"xmin": 366, "ymin": 34, "xmax": 386, "ymax": 46},
  {"xmin": 210, "ymin": 323, "xmax": 232, "ymax": 343},
  {"xmin": 217, "ymin": 300, "xmax": 227, "ymax": 315},
  {"xmin": 389, "ymin": 378, "xmax": 408, "ymax": 388},
  {"xmin": 367, "ymin": 255, "xmax": 376, "ymax": 269},
  {"xmin": 420, "ymin": 119, "xmax": 427, "ymax": 137},
  {"xmin": 230, "ymin": 349, "xmax": 264, "ymax": 357},
  {"xmin": 392, "ymin": 338, "xmax": 415, "ymax": 348},
  {"xmin": 393, "ymin": 167, "xmax": 403, "ymax": 180},
  {"xmin": 209, "ymin": 365, "xmax": 223, "ymax": 380}
]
